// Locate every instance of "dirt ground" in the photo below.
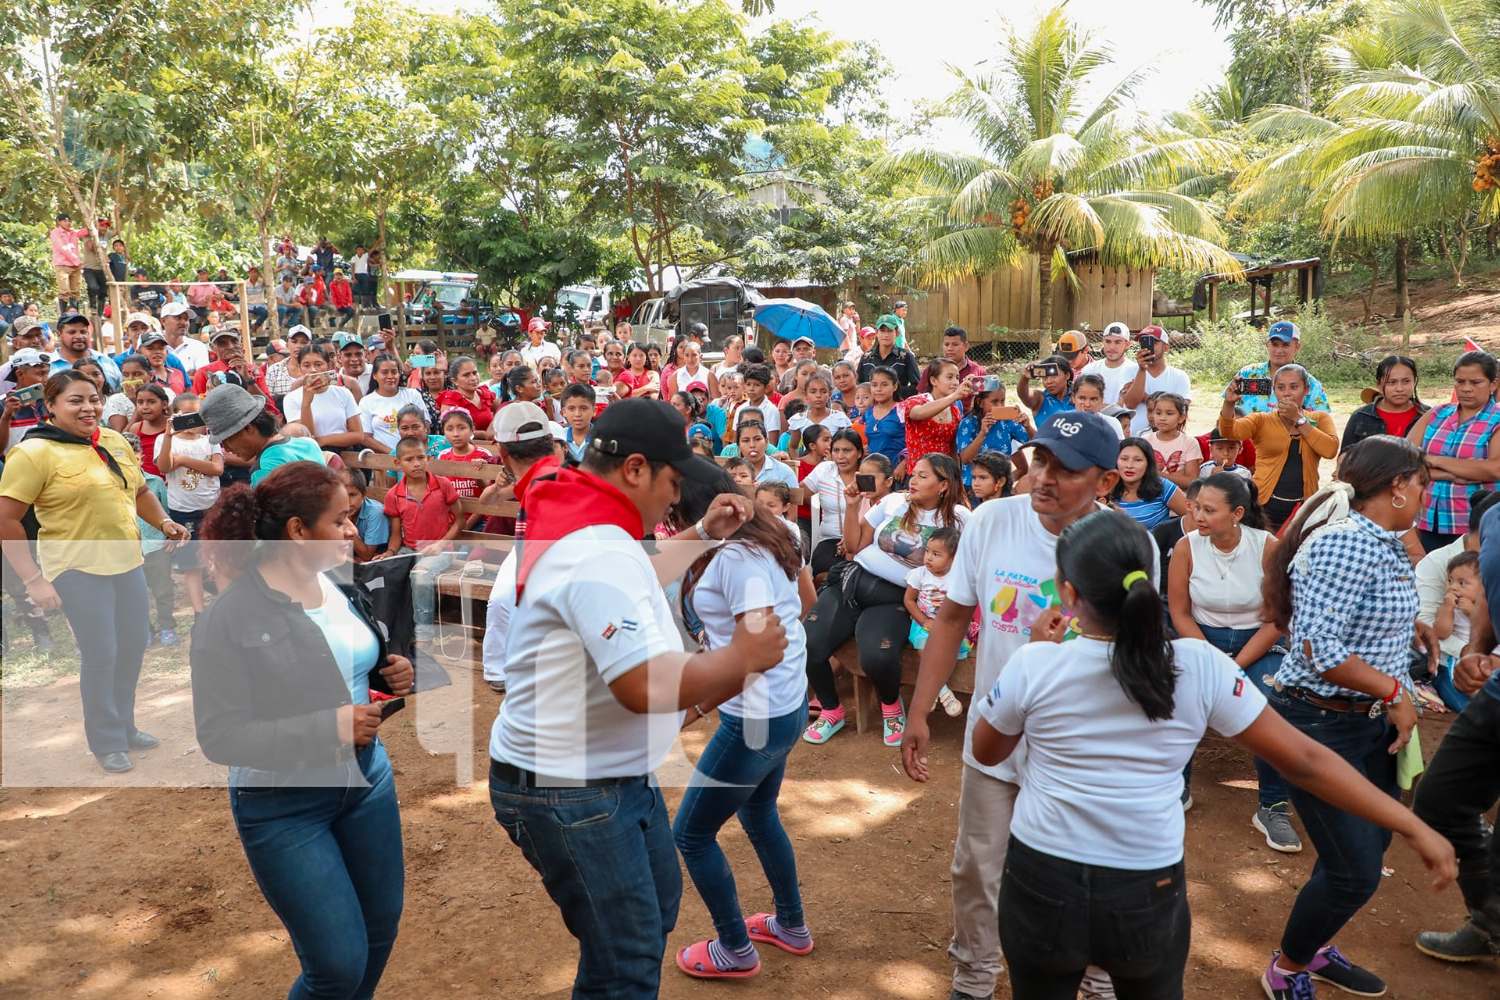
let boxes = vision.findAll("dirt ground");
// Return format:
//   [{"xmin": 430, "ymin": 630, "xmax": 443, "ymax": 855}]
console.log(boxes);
[
  {"xmin": 2, "ymin": 644, "xmax": 1497, "ymax": 1000},
  {"xmin": 1323, "ymin": 267, "xmax": 1500, "ymax": 351}
]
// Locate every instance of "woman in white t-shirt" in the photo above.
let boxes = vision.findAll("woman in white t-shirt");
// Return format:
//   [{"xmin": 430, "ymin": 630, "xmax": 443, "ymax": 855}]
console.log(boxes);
[
  {"xmin": 1168, "ymin": 472, "xmax": 1299, "ymax": 853},
  {"xmin": 969, "ymin": 508, "xmax": 1455, "ymax": 1000},
  {"xmin": 357, "ymin": 354, "xmax": 425, "ymax": 451},
  {"xmin": 671, "ymin": 474, "xmax": 817, "ymax": 980},
  {"xmin": 799, "ymin": 428, "xmax": 865, "ymax": 579},
  {"xmin": 802, "ymin": 453, "xmax": 970, "ymax": 747},
  {"xmin": 281, "ymin": 345, "xmax": 364, "ymax": 450},
  {"xmin": 671, "ymin": 341, "xmax": 720, "ymax": 399}
]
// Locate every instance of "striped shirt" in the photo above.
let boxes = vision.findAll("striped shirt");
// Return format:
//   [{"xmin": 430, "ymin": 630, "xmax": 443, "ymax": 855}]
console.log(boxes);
[
  {"xmin": 1418, "ymin": 401, "xmax": 1500, "ymax": 534},
  {"xmin": 1274, "ymin": 512, "xmax": 1418, "ymax": 697}
]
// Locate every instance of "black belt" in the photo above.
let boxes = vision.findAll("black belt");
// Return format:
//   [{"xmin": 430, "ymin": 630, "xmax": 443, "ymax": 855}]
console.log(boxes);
[
  {"xmin": 489, "ymin": 758, "xmax": 644, "ymax": 789},
  {"xmin": 1283, "ymin": 685, "xmax": 1378, "ymax": 714}
]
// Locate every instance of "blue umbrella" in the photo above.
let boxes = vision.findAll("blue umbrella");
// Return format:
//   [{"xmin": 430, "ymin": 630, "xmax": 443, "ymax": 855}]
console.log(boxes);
[{"xmin": 753, "ymin": 298, "xmax": 845, "ymax": 349}]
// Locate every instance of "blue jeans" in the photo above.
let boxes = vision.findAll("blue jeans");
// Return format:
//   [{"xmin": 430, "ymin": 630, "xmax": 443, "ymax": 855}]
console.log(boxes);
[
  {"xmin": 490, "ymin": 768, "xmax": 681, "ymax": 1000},
  {"xmin": 673, "ymin": 705, "xmax": 807, "ymax": 950},
  {"xmin": 51, "ymin": 567, "xmax": 150, "ymax": 755},
  {"xmin": 1269, "ymin": 690, "xmax": 1398, "ymax": 965},
  {"xmin": 249, "ymin": 304, "xmax": 269, "ymax": 329},
  {"xmin": 1434, "ymin": 654, "xmax": 1472, "ymax": 713},
  {"xmin": 229, "ymin": 738, "xmax": 404, "ymax": 1000},
  {"xmin": 1197, "ymin": 624, "xmax": 1289, "ymax": 809},
  {"xmin": 279, "ymin": 304, "xmax": 306, "ymax": 328},
  {"xmin": 398, "ymin": 548, "xmax": 453, "ymax": 637}
]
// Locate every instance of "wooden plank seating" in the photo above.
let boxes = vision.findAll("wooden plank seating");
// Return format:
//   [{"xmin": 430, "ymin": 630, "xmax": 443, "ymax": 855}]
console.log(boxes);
[
  {"xmin": 832, "ymin": 638, "xmax": 977, "ymax": 735},
  {"xmin": 339, "ymin": 450, "xmax": 521, "ymax": 546}
]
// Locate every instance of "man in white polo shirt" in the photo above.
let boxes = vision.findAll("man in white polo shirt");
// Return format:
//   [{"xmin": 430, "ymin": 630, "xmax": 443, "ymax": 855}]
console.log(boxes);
[
  {"xmin": 904, "ymin": 411, "xmax": 1153, "ymax": 1000},
  {"xmin": 489, "ymin": 397, "xmax": 787, "ymax": 1000}
]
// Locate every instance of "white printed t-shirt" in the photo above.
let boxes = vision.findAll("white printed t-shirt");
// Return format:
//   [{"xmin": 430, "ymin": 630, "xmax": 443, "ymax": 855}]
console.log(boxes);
[
  {"xmin": 690, "ymin": 543, "xmax": 808, "ymax": 719},
  {"xmin": 946, "ymin": 496, "xmax": 1158, "ymax": 783},
  {"xmin": 977, "ymin": 637, "xmax": 1265, "ymax": 869},
  {"xmin": 490, "ymin": 525, "xmax": 685, "ymax": 778}
]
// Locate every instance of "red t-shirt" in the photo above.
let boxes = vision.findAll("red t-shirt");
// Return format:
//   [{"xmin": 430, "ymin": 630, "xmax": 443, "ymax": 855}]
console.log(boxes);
[
  {"xmin": 437, "ymin": 446, "xmax": 494, "ymax": 498},
  {"xmin": 797, "ymin": 460, "xmax": 816, "ymax": 521},
  {"xmin": 614, "ymin": 369, "xmax": 659, "ymax": 397},
  {"xmin": 435, "ymin": 386, "xmax": 499, "ymax": 432},
  {"xmin": 136, "ymin": 428, "xmax": 164, "ymax": 477},
  {"xmin": 898, "ymin": 394, "xmax": 962, "ymax": 462},
  {"xmin": 383, "ymin": 473, "xmax": 459, "ymax": 548},
  {"xmin": 1377, "ymin": 406, "xmax": 1420, "ymax": 438}
]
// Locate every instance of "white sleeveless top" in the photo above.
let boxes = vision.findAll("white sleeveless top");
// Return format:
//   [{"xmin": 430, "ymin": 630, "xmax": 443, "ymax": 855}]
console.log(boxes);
[{"xmin": 1187, "ymin": 527, "xmax": 1271, "ymax": 630}]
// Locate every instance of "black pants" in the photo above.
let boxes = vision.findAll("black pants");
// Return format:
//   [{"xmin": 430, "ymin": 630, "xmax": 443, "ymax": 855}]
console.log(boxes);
[
  {"xmin": 1419, "ymin": 528, "xmax": 1463, "ymax": 554},
  {"xmin": 1266, "ymin": 497, "xmax": 1300, "ymax": 535},
  {"xmin": 810, "ymin": 538, "xmax": 841, "ymax": 578},
  {"xmin": 1413, "ymin": 688, "xmax": 1500, "ymax": 935},
  {"xmin": 1000, "ymin": 837, "xmax": 1191, "ymax": 1000},
  {"xmin": 802, "ymin": 567, "xmax": 909, "ymax": 708},
  {"xmin": 83, "ymin": 268, "xmax": 107, "ymax": 313}
]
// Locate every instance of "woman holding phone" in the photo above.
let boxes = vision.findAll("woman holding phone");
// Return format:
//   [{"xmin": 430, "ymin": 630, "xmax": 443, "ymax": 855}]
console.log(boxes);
[
  {"xmin": 899, "ymin": 358, "xmax": 974, "ymax": 468},
  {"xmin": 1015, "ymin": 353, "xmax": 1075, "ymax": 422},
  {"xmin": 1219, "ymin": 364, "xmax": 1338, "ymax": 533},
  {"xmin": 956, "ymin": 382, "xmax": 1031, "ymax": 492},
  {"xmin": 195, "ymin": 461, "xmax": 415, "ymax": 1000}
]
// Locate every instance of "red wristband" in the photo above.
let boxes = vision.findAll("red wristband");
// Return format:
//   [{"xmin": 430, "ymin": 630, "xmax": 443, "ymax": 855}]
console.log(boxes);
[{"xmin": 1382, "ymin": 677, "xmax": 1402, "ymax": 704}]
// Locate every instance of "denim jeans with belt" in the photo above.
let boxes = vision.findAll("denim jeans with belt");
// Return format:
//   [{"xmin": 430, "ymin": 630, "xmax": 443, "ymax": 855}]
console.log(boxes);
[
  {"xmin": 998, "ymin": 836, "xmax": 1191, "ymax": 1000},
  {"xmin": 1413, "ymin": 688, "xmax": 1500, "ymax": 935},
  {"xmin": 490, "ymin": 768, "xmax": 681, "ymax": 1000},
  {"xmin": 51, "ymin": 567, "xmax": 150, "ymax": 755},
  {"xmin": 673, "ymin": 704, "xmax": 807, "ymax": 950},
  {"xmin": 1269, "ymin": 689, "xmax": 1398, "ymax": 965},
  {"xmin": 229, "ymin": 738, "xmax": 404, "ymax": 1000},
  {"xmin": 1196, "ymin": 623, "xmax": 1289, "ymax": 809}
]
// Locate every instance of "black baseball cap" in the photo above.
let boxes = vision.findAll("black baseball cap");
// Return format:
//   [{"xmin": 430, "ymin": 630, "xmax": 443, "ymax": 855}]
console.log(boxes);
[
  {"xmin": 1021, "ymin": 411, "xmax": 1122, "ymax": 471},
  {"xmin": 590, "ymin": 398, "xmax": 719, "ymax": 481}
]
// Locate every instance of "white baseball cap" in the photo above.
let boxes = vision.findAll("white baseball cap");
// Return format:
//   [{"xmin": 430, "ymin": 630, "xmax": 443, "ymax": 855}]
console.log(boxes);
[
  {"xmin": 493, "ymin": 401, "xmax": 553, "ymax": 443},
  {"xmin": 126, "ymin": 311, "xmax": 155, "ymax": 329},
  {"xmin": 1102, "ymin": 321, "xmax": 1131, "ymax": 340},
  {"xmin": 160, "ymin": 302, "xmax": 193, "ymax": 318}
]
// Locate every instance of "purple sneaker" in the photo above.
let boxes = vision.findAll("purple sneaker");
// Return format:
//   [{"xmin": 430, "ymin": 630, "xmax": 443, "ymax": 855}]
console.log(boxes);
[
  {"xmin": 1306, "ymin": 945, "xmax": 1385, "ymax": 996},
  {"xmin": 1262, "ymin": 957, "xmax": 1316, "ymax": 1000}
]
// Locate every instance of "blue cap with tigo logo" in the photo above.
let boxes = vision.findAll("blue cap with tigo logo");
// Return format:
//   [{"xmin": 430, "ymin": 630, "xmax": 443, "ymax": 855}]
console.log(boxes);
[{"xmin": 1020, "ymin": 411, "xmax": 1122, "ymax": 471}]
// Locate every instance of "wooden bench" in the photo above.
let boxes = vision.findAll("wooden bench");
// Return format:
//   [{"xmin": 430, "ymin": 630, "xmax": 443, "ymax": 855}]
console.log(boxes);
[
  {"xmin": 339, "ymin": 449, "xmax": 522, "ymax": 547},
  {"xmin": 833, "ymin": 638, "xmax": 977, "ymax": 735}
]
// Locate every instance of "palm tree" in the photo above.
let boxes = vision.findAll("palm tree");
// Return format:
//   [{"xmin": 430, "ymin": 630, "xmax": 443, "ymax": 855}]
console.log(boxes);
[
  {"xmin": 1235, "ymin": 0, "xmax": 1500, "ymax": 315},
  {"xmin": 874, "ymin": 4, "xmax": 1243, "ymax": 334}
]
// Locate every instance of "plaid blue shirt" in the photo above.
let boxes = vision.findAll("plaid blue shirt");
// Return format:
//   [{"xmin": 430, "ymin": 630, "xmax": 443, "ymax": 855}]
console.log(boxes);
[{"xmin": 1274, "ymin": 512, "xmax": 1418, "ymax": 697}]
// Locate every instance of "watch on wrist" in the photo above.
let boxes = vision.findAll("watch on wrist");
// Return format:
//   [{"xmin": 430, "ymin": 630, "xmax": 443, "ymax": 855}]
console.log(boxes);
[{"xmin": 1296, "ymin": 416, "xmax": 1309, "ymax": 426}]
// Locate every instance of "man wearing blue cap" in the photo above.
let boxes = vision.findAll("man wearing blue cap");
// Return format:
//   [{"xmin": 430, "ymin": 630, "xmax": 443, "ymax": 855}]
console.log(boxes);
[
  {"xmin": 1232, "ymin": 321, "xmax": 1330, "ymax": 415},
  {"xmin": 903, "ymin": 410, "xmax": 1155, "ymax": 1000}
]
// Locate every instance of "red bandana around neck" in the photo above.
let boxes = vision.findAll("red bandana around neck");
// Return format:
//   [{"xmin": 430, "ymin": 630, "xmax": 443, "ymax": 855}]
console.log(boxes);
[{"xmin": 515, "ymin": 467, "xmax": 644, "ymax": 597}]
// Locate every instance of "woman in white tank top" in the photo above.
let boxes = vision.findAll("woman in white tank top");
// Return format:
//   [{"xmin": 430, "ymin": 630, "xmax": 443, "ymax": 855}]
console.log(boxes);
[{"xmin": 1167, "ymin": 472, "xmax": 1302, "ymax": 854}]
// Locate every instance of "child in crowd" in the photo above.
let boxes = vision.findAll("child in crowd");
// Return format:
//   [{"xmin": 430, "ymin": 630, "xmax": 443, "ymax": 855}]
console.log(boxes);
[
  {"xmin": 342, "ymin": 468, "xmax": 389, "ymax": 562},
  {"xmin": 382, "ymin": 436, "xmax": 465, "ymax": 643},
  {"xmin": 0, "ymin": 350, "xmax": 52, "ymax": 454},
  {"xmin": 437, "ymin": 408, "xmax": 494, "ymax": 498},
  {"xmin": 754, "ymin": 482, "xmax": 797, "ymax": 530},
  {"xmin": 969, "ymin": 450, "xmax": 1015, "ymax": 503},
  {"xmin": 688, "ymin": 435, "xmax": 716, "ymax": 459},
  {"xmin": 1070, "ymin": 373, "xmax": 1123, "ymax": 438},
  {"xmin": 559, "ymin": 383, "xmax": 595, "ymax": 464},
  {"xmin": 155, "ymin": 393, "xmax": 223, "ymax": 616},
  {"xmin": 731, "ymin": 363, "xmax": 782, "ymax": 440},
  {"xmin": 903, "ymin": 526, "xmax": 971, "ymax": 716},
  {"xmin": 724, "ymin": 457, "xmax": 754, "ymax": 488},
  {"xmin": 851, "ymin": 381, "xmax": 873, "ymax": 423},
  {"xmin": 1142, "ymin": 392, "xmax": 1201, "ymax": 488},
  {"xmin": 1433, "ymin": 550, "xmax": 1483, "ymax": 712},
  {"xmin": 123, "ymin": 431, "xmax": 181, "ymax": 646},
  {"xmin": 105, "ymin": 355, "xmax": 153, "ymax": 431},
  {"xmin": 787, "ymin": 374, "xmax": 852, "ymax": 452},
  {"xmin": 1198, "ymin": 427, "xmax": 1252, "ymax": 480},
  {"xmin": 127, "ymin": 383, "xmax": 171, "ymax": 479}
]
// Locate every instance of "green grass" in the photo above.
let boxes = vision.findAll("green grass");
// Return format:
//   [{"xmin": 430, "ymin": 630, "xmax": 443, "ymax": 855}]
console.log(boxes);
[{"xmin": 2, "ymin": 610, "xmax": 192, "ymax": 690}]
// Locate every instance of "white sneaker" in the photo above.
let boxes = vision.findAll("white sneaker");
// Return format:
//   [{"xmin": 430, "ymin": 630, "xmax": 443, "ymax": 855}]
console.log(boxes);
[{"xmin": 936, "ymin": 685, "xmax": 963, "ymax": 717}]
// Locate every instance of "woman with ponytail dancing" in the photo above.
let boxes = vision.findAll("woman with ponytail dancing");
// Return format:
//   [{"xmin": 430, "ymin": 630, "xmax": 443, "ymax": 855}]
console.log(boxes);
[
  {"xmin": 193, "ymin": 461, "xmax": 415, "ymax": 1000},
  {"xmin": 1259, "ymin": 435, "xmax": 1448, "ymax": 999},
  {"xmin": 970, "ymin": 505, "xmax": 1456, "ymax": 1000}
]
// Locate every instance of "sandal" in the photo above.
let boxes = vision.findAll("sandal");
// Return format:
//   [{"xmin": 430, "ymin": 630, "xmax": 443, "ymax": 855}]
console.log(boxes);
[
  {"xmin": 745, "ymin": 913, "xmax": 815, "ymax": 956},
  {"xmin": 676, "ymin": 939, "xmax": 760, "ymax": 979},
  {"xmin": 883, "ymin": 711, "xmax": 906, "ymax": 748},
  {"xmin": 802, "ymin": 716, "xmax": 843, "ymax": 744}
]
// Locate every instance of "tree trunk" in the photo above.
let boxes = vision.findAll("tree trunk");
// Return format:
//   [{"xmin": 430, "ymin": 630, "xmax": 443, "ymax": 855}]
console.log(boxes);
[
  {"xmin": 1359, "ymin": 255, "xmax": 1379, "ymax": 323},
  {"xmin": 1395, "ymin": 236, "xmax": 1410, "ymax": 318},
  {"xmin": 1037, "ymin": 243, "xmax": 1055, "ymax": 348},
  {"xmin": 259, "ymin": 219, "xmax": 276, "ymax": 336}
]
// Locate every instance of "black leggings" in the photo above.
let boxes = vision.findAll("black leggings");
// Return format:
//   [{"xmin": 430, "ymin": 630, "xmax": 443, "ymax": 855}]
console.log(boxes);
[
  {"xmin": 810, "ymin": 538, "xmax": 842, "ymax": 578},
  {"xmin": 803, "ymin": 569, "xmax": 910, "ymax": 708}
]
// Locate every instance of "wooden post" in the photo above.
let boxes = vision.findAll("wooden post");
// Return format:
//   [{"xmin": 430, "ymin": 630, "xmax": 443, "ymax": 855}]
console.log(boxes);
[{"xmin": 1208, "ymin": 282, "xmax": 1218, "ymax": 323}]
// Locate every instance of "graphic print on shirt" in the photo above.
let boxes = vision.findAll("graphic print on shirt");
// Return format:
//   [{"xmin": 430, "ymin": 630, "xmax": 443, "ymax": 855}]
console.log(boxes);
[
  {"xmin": 877, "ymin": 516, "xmax": 943, "ymax": 571},
  {"xmin": 985, "ymin": 570, "xmax": 1080, "ymax": 640}
]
